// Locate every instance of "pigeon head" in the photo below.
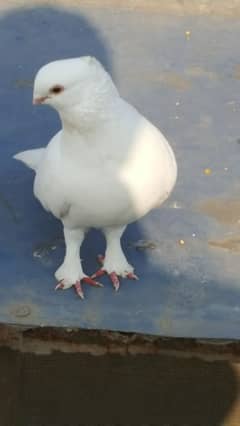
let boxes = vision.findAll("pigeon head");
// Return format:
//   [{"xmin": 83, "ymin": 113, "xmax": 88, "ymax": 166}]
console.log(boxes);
[{"xmin": 33, "ymin": 56, "xmax": 118, "ymax": 114}]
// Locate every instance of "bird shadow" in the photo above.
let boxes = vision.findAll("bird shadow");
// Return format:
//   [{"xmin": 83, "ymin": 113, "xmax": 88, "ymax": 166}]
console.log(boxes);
[{"xmin": 0, "ymin": 4, "xmax": 153, "ymax": 313}]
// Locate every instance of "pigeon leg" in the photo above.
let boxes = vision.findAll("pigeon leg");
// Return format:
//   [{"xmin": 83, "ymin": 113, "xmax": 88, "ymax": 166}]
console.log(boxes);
[
  {"xmin": 92, "ymin": 226, "xmax": 138, "ymax": 291},
  {"xmin": 55, "ymin": 227, "xmax": 103, "ymax": 299}
]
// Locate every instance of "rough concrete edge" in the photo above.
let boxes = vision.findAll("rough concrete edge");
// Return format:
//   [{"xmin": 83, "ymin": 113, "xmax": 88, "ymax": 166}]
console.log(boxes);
[
  {"xmin": 0, "ymin": 0, "xmax": 240, "ymax": 18},
  {"xmin": 1, "ymin": 323, "xmax": 240, "ymax": 362}
]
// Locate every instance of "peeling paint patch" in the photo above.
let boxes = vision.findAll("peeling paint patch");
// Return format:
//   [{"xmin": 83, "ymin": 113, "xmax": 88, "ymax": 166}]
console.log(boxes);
[
  {"xmin": 33, "ymin": 238, "xmax": 63, "ymax": 258},
  {"xmin": 233, "ymin": 64, "xmax": 240, "ymax": 80},
  {"xmin": 129, "ymin": 240, "xmax": 158, "ymax": 250},
  {"xmin": 197, "ymin": 198, "xmax": 240, "ymax": 225},
  {"xmin": 209, "ymin": 237, "xmax": 240, "ymax": 252},
  {"xmin": 185, "ymin": 66, "xmax": 219, "ymax": 80},
  {"xmin": 126, "ymin": 70, "xmax": 191, "ymax": 90},
  {"xmin": 14, "ymin": 79, "xmax": 33, "ymax": 88}
]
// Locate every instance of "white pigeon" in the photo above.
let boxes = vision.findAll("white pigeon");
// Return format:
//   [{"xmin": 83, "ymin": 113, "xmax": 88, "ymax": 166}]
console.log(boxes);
[{"xmin": 14, "ymin": 56, "xmax": 177, "ymax": 299}]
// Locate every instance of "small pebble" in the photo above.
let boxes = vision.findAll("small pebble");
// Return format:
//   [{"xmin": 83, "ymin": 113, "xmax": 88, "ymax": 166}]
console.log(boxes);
[
  {"xmin": 179, "ymin": 239, "xmax": 185, "ymax": 246},
  {"xmin": 204, "ymin": 168, "xmax": 212, "ymax": 175},
  {"xmin": 33, "ymin": 251, "xmax": 41, "ymax": 258}
]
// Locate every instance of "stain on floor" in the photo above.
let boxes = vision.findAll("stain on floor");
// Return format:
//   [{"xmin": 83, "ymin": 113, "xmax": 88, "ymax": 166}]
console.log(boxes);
[
  {"xmin": 209, "ymin": 236, "xmax": 240, "ymax": 251},
  {"xmin": 197, "ymin": 198, "xmax": 240, "ymax": 226}
]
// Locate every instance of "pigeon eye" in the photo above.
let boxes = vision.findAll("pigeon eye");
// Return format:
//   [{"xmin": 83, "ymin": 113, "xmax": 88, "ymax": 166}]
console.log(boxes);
[{"xmin": 50, "ymin": 85, "xmax": 64, "ymax": 94}]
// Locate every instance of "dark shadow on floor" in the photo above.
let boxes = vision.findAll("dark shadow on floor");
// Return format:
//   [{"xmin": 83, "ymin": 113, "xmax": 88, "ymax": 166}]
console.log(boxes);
[{"xmin": 0, "ymin": 347, "xmax": 238, "ymax": 426}]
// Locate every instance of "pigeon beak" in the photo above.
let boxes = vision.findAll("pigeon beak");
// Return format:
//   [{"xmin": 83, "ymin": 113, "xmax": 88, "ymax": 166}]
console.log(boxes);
[{"xmin": 33, "ymin": 96, "xmax": 48, "ymax": 105}]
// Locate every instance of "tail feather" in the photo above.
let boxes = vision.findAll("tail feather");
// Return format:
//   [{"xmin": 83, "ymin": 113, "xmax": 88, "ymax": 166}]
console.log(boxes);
[{"xmin": 13, "ymin": 148, "xmax": 45, "ymax": 171}]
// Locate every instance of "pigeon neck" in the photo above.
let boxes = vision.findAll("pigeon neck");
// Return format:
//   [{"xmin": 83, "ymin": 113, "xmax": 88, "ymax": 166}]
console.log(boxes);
[
  {"xmin": 59, "ymin": 77, "xmax": 119, "ymax": 133},
  {"xmin": 59, "ymin": 93, "xmax": 119, "ymax": 134},
  {"xmin": 60, "ymin": 107, "xmax": 104, "ymax": 133}
]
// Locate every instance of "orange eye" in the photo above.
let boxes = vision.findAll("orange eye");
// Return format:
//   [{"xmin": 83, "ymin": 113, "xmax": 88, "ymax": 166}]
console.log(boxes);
[{"xmin": 50, "ymin": 85, "xmax": 64, "ymax": 94}]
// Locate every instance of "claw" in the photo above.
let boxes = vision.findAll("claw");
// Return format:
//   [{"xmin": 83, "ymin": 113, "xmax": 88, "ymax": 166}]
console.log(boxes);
[
  {"xmin": 127, "ymin": 272, "xmax": 139, "ymax": 280},
  {"xmin": 55, "ymin": 280, "xmax": 64, "ymax": 290},
  {"xmin": 93, "ymin": 254, "xmax": 138, "ymax": 291},
  {"xmin": 109, "ymin": 272, "xmax": 120, "ymax": 291},
  {"xmin": 74, "ymin": 281, "xmax": 84, "ymax": 299},
  {"xmin": 82, "ymin": 277, "xmax": 104, "ymax": 288},
  {"xmin": 91, "ymin": 269, "xmax": 106, "ymax": 279},
  {"xmin": 92, "ymin": 268, "xmax": 120, "ymax": 291},
  {"xmin": 55, "ymin": 276, "xmax": 103, "ymax": 300}
]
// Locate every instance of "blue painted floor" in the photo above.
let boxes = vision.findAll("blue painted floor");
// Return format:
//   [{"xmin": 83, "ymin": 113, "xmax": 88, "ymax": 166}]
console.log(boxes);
[{"xmin": 1, "ymin": 3, "xmax": 240, "ymax": 338}]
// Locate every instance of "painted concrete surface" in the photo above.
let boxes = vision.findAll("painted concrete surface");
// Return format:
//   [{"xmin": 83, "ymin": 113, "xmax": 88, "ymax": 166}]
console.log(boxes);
[{"xmin": 1, "ymin": 2, "xmax": 240, "ymax": 338}]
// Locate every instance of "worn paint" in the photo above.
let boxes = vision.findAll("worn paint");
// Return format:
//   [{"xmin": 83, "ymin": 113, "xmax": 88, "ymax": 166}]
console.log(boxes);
[
  {"xmin": 2, "ymin": 2, "xmax": 240, "ymax": 340},
  {"xmin": 14, "ymin": 79, "xmax": 33, "ymax": 88},
  {"xmin": 209, "ymin": 237, "xmax": 240, "ymax": 252},
  {"xmin": 198, "ymin": 198, "xmax": 240, "ymax": 226}
]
